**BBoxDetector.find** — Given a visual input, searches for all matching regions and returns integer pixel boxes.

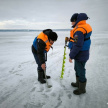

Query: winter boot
[71,77,79,87]
[73,81,86,95]
[43,71,51,79]
[38,70,46,84]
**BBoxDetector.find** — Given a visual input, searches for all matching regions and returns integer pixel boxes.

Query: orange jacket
[70,20,92,42]
[37,32,51,52]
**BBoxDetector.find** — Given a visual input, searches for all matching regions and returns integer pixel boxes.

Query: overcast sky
[0,0,108,31]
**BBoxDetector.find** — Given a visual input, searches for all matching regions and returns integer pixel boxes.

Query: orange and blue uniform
[69,19,92,61]
[69,13,92,82]
[32,29,52,71]
[31,29,58,83]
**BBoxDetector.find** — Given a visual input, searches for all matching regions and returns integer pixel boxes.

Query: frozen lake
[0,31,108,108]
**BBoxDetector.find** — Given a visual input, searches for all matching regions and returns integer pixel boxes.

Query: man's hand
[69,58,72,63]
[65,37,69,42]
[41,63,46,70]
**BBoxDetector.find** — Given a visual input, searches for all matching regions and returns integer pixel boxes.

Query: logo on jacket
[74,35,78,43]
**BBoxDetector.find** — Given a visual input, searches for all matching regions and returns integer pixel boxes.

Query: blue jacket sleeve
[69,31,84,59]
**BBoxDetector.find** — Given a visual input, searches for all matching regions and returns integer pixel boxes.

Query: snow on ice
[0,30,108,108]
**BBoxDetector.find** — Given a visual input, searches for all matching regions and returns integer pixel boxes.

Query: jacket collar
[72,20,86,28]
[75,20,86,26]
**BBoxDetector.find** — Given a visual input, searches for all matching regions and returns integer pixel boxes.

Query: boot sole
[73,91,86,95]
[38,79,46,84]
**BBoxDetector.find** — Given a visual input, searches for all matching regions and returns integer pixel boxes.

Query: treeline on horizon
[0,29,71,32]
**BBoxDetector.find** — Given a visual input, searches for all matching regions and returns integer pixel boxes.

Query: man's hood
[72,13,89,28]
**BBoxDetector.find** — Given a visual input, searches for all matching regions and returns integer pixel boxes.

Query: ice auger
[60,37,68,79]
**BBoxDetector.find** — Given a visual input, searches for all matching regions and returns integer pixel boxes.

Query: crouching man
[32,29,58,84]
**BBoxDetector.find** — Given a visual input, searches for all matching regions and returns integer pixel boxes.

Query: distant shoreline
[0,29,71,32]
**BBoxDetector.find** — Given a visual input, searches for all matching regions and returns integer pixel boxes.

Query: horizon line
[0,29,71,32]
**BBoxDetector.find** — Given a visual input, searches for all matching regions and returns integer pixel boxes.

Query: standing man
[66,13,92,95]
[32,29,58,84]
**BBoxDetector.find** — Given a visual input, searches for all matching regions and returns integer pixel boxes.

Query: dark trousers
[31,45,47,71]
[74,60,87,82]
[31,45,43,71]
[32,51,43,71]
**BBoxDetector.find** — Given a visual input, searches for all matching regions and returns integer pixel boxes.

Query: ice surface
[0,30,108,108]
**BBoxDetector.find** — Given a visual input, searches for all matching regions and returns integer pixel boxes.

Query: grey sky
[0,0,108,30]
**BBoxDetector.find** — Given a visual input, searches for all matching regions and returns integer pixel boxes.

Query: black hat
[43,29,58,41]
[49,32,58,41]
[70,13,78,22]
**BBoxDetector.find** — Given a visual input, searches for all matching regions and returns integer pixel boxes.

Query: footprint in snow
[67,93,72,99]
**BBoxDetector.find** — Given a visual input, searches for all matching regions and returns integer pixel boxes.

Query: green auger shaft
[60,46,67,78]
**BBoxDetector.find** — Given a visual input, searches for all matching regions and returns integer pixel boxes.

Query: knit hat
[70,13,78,22]
[49,32,58,41]
[43,29,58,41]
